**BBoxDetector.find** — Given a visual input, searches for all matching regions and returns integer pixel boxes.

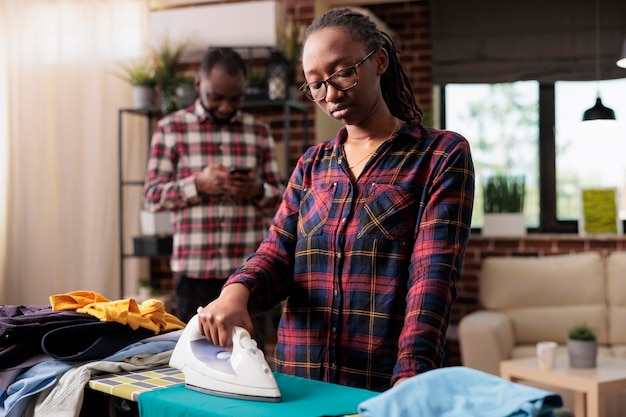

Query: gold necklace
[347,118,399,170]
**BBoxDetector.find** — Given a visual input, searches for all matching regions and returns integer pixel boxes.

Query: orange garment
[50,290,185,334]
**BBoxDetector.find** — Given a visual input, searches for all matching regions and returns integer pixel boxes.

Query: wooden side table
[500,356,626,417]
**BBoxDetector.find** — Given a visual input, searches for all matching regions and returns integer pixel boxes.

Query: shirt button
[333,290,338,297]
[331,327,337,333]
[336,253,342,259]
[341,218,346,223]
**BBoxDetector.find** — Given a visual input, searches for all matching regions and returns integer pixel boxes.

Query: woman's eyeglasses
[299,49,376,102]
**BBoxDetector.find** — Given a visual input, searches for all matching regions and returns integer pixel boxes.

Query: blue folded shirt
[358,366,563,417]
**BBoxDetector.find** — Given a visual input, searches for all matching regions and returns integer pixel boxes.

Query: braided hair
[302,7,422,125]
[200,47,247,78]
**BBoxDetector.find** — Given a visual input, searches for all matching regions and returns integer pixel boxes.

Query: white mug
[536,341,558,369]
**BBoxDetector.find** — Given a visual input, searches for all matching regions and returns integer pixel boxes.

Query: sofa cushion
[508,305,607,344]
[480,252,605,309]
[480,252,608,344]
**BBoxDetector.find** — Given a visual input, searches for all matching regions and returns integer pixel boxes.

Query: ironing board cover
[138,372,378,417]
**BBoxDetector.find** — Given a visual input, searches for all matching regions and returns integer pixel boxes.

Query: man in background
[144,47,284,349]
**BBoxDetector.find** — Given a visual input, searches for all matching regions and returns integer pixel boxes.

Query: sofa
[458,251,626,415]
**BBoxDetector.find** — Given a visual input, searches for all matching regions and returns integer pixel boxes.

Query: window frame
[440,83,581,234]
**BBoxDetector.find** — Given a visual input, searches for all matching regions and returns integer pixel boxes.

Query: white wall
[149,1,284,63]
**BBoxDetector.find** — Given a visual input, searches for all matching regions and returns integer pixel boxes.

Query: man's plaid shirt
[144,101,283,279]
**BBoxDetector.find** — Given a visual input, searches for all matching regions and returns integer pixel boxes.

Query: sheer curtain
[0,0,150,305]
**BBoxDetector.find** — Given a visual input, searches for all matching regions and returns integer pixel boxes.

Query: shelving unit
[117,100,309,299]
[117,107,162,298]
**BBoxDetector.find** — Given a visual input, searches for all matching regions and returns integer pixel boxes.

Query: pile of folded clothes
[0,290,186,417]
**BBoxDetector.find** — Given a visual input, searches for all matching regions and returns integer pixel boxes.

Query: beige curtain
[0,0,150,305]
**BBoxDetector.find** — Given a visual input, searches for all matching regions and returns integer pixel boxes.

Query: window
[444,82,539,229]
[444,78,626,233]
[555,80,626,221]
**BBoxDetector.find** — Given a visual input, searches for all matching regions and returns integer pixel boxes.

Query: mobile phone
[229,167,252,175]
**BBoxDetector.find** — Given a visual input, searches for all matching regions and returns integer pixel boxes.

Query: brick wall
[368,2,432,118]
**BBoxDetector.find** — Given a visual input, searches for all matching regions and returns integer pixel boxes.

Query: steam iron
[169,314,281,402]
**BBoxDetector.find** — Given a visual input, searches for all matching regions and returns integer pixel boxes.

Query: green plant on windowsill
[483,174,525,214]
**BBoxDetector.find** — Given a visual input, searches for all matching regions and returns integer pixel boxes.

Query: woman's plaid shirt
[228,123,475,392]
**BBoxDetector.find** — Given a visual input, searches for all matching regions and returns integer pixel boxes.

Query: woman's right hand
[196,283,253,347]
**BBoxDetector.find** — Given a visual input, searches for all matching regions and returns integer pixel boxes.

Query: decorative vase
[132,85,155,109]
[567,338,597,368]
[266,51,288,100]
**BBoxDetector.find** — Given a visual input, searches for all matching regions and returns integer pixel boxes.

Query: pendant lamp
[583,0,616,121]
[583,98,616,120]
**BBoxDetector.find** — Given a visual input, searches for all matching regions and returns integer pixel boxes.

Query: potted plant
[151,36,189,113]
[245,66,267,100]
[117,58,157,109]
[567,323,598,368]
[482,174,526,236]
[278,14,305,99]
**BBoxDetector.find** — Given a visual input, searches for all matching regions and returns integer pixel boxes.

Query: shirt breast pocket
[357,183,417,240]
[298,183,335,237]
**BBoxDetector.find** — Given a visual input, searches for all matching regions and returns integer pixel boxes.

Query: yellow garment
[50,290,185,334]
[49,290,110,311]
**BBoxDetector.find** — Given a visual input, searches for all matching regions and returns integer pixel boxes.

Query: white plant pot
[132,85,155,109]
[482,213,526,237]
[140,210,172,235]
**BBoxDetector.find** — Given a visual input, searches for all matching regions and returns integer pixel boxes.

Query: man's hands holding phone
[225,166,261,200]
[228,167,251,176]
[195,164,262,200]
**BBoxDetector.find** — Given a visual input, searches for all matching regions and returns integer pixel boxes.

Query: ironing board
[137,372,379,417]
[88,364,184,401]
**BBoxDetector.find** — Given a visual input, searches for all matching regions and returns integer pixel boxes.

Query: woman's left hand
[393,377,409,387]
